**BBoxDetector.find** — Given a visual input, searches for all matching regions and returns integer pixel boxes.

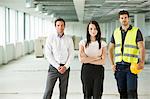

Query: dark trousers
[81,63,104,99]
[115,64,138,99]
[43,65,70,99]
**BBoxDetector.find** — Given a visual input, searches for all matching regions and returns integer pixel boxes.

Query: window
[38,18,42,37]
[42,19,53,36]
[5,8,9,43]
[18,12,24,42]
[25,14,30,40]
[0,6,5,45]
[34,17,39,38]
[9,9,17,43]
[30,16,35,39]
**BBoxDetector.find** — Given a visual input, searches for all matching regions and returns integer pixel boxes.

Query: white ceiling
[0,0,150,22]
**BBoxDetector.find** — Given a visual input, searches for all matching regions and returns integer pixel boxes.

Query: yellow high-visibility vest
[114,27,139,63]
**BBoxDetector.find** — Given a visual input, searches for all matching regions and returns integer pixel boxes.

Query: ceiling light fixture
[50,13,56,18]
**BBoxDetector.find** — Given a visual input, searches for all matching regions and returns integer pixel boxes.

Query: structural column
[134,14,145,37]
[115,20,120,28]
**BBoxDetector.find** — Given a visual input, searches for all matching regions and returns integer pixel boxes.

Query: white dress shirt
[45,33,74,69]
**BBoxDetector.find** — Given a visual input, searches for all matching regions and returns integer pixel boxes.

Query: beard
[122,21,128,26]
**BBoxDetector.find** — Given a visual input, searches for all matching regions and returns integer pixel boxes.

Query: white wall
[28,40,34,53]
[47,22,108,39]
[0,46,3,65]
[23,40,29,55]
[0,40,35,65]
[145,21,150,37]
[101,23,106,38]
[15,42,23,59]
[5,44,15,63]
[65,22,87,39]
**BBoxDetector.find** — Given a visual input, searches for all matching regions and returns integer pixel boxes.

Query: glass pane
[9,9,17,43]
[5,8,9,43]
[0,6,5,45]
[25,14,30,40]
[30,16,35,39]
[18,11,24,42]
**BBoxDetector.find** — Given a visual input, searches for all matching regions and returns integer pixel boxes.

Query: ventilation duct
[105,0,127,3]
[26,0,35,8]
[35,4,43,12]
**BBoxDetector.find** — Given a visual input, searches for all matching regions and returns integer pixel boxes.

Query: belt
[60,64,65,66]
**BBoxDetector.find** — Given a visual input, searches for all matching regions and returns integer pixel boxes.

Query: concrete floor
[0,54,150,99]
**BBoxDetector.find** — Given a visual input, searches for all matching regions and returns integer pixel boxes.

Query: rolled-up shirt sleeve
[110,33,115,44]
[44,36,60,69]
[136,29,143,43]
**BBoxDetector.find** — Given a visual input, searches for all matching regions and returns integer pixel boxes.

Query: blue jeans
[115,64,138,99]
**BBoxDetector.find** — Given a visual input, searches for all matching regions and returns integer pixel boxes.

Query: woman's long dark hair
[85,20,101,49]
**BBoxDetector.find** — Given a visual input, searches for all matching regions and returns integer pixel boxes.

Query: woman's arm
[89,47,107,65]
[108,42,116,72]
[79,44,99,63]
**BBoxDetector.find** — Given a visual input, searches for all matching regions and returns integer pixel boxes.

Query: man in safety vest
[108,10,145,99]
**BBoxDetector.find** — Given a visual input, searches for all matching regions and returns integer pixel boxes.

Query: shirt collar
[120,25,132,31]
[57,33,64,38]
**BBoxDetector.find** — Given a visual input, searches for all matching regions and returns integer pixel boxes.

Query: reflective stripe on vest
[114,27,139,63]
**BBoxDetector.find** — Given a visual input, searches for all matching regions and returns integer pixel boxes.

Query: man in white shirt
[43,18,74,99]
